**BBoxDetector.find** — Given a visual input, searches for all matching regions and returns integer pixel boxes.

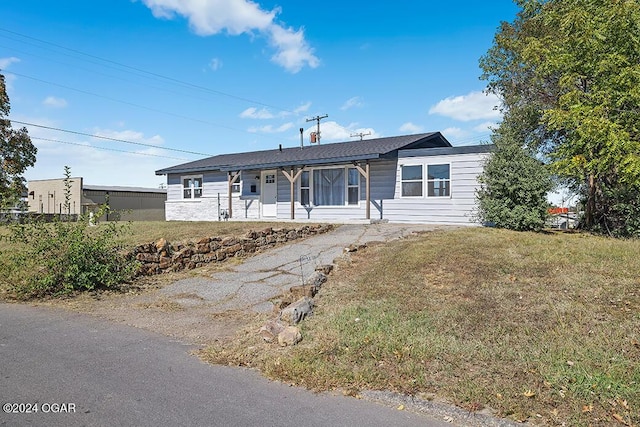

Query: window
[300,170,310,206]
[427,164,450,197]
[314,168,345,206]
[182,176,203,199]
[299,166,360,207]
[401,165,423,197]
[265,174,275,184]
[231,183,240,193]
[347,168,359,205]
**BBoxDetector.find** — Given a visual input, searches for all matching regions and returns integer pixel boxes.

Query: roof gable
[156,132,451,175]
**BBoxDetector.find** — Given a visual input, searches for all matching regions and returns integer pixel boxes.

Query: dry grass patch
[201,227,640,426]
[117,221,289,248]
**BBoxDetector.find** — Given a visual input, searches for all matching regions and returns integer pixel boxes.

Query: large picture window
[401,165,423,197]
[427,164,450,197]
[182,176,203,199]
[299,167,359,207]
[313,168,345,206]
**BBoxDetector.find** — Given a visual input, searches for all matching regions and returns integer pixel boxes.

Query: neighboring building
[155,132,493,225]
[27,177,166,221]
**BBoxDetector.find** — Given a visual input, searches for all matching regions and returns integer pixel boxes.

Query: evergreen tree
[476,122,553,231]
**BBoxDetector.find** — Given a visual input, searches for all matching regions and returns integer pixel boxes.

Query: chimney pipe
[279,144,282,152]
[300,128,304,149]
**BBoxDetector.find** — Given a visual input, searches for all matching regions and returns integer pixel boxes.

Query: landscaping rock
[303,271,327,291]
[315,264,334,275]
[280,297,314,325]
[259,320,286,343]
[131,224,333,277]
[277,326,302,346]
[289,284,316,299]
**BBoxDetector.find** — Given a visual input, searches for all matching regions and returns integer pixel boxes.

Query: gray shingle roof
[156,132,451,175]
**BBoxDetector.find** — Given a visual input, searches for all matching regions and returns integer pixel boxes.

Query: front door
[261,170,277,217]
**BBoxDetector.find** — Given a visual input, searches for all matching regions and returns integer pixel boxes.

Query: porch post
[227,171,240,218]
[281,166,305,220]
[353,161,371,220]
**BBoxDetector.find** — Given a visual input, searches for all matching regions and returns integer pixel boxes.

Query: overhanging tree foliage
[1,71,36,209]
[480,0,640,236]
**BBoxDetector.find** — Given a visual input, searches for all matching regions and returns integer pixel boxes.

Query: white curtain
[313,169,345,206]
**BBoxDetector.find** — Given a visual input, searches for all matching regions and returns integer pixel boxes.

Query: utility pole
[350,131,371,141]
[306,114,328,144]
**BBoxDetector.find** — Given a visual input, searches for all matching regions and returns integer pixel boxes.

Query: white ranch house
[155,132,492,225]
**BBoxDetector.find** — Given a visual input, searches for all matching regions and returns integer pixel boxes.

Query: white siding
[163,152,487,224]
[164,171,259,221]
[383,152,487,224]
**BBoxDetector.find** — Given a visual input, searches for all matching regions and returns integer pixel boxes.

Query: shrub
[2,204,138,299]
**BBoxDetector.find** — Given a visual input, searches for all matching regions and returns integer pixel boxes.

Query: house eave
[218,154,381,171]
[398,144,494,158]
[156,154,382,175]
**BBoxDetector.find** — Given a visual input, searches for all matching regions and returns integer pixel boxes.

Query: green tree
[475,121,553,231]
[480,0,640,234]
[0,72,37,209]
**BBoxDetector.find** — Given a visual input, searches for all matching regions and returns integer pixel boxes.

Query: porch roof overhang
[161,154,381,175]
[220,153,381,171]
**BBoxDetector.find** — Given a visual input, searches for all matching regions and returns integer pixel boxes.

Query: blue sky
[0,0,519,188]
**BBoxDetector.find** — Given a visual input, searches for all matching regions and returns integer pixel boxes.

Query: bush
[1,205,138,299]
[475,127,553,231]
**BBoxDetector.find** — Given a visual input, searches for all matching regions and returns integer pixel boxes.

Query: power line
[0,42,253,109]
[0,27,296,115]
[448,133,493,146]
[7,71,255,139]
[31,137,189,160]
[11,119,211,156]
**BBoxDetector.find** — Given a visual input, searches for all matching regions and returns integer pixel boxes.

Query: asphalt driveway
[160,223,447,313]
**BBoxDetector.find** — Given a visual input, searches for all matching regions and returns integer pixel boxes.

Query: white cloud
[267,24,318,73]
[209,57,222,71]
[248,122,293,133]
[24,123,175,188]
[241,102,311,119]
[42,96,68,108]
[293,101,311,114]
[429,91,502,122]
[92,128,165,146]
[141,0,319,73]
[399,122,423,133]
[340,96,363,111]
[0,56,20,69]
[441,127,470,140]
[240,107,275,119]
[473,121,498,133]
[441,126,493,146]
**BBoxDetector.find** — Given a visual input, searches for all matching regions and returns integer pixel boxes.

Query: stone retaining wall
[131,224,334,276]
